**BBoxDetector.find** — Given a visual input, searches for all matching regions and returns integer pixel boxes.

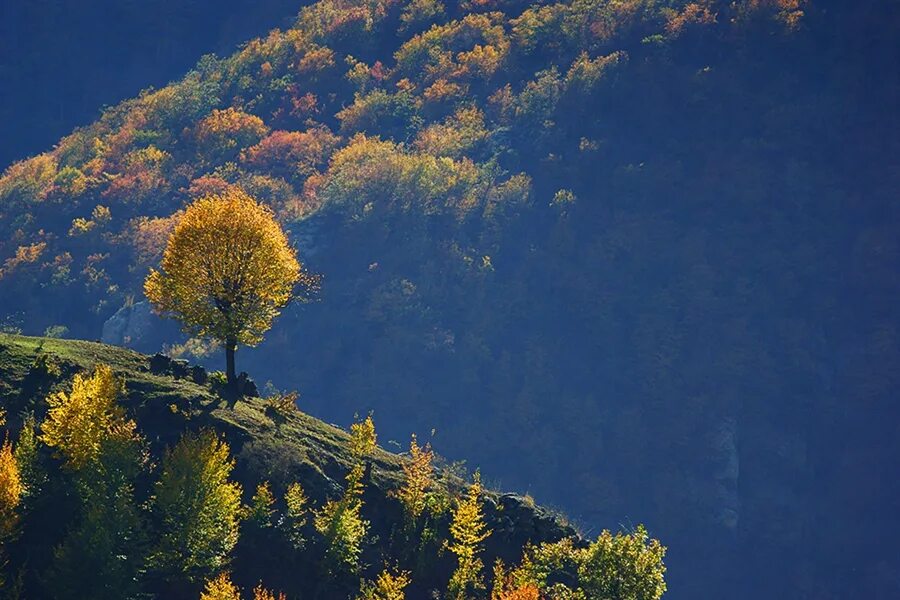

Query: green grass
[0,333,410,496]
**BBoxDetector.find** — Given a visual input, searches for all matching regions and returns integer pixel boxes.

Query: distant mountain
[0,1,898,597]
[0,0,305,168]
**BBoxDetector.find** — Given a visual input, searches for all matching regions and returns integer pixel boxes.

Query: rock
[101,301,155,347]
[171,358,190,379]
[149,353,174,375]
[237,372,259,398]
[191,365,208,385]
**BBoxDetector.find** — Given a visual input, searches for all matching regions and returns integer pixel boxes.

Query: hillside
[0,333,605,599]
[1,0,899,598]
[0,0,307,168]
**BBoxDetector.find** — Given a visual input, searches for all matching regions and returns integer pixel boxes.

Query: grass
[0,332,410,496]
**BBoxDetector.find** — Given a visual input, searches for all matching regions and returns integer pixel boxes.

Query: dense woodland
[1,0,899,598]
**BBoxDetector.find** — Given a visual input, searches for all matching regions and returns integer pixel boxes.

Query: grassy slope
[0,332,574,546]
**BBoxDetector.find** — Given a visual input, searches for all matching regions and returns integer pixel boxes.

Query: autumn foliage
[145,189,309,384]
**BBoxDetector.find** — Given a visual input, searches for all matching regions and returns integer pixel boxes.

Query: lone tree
[145,188,312,387]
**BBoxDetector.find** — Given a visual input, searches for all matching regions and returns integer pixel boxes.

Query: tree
[507,527,667,600]
[0,437,22,590]
[13,413,45,501]
[253,583,287,600]
[577,526,666,600]
[0,438,22,538]
[314,415,377,574]
[38,366,147,599]
[40,364,134,470]
[358,567,411,600]
[150,430,243,582]
[200,572,242,600]
[447,472,491,600]
[395,434,434,524]
[144,189,312,387]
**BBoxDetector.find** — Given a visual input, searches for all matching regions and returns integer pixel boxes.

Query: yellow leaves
[320,134,500,218]
[448,472,492,599]
[349,414,377,461]
[152,430,243,578]
[253,583,287,600]
[0,152,57,203]
[195,108,270,158]
[144,188,304,348]
[449,472,491,559]
[414,106,488,158]
[200,572,242,600]
[358,567,411,600]
[395,434,434,522]
[0,438,22,528]
[285,482,309,519]
[40,364,133,470]
[249,481,276,525]
[68,204,112,237]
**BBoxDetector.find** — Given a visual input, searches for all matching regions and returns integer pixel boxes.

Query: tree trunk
[225,337,237,388]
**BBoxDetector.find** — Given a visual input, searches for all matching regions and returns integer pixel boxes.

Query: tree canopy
[144,189,311,385]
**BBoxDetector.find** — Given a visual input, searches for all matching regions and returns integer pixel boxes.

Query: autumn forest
[1,0,899,598]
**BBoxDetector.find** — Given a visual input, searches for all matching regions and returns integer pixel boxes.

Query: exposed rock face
[101,301,155,346]
[101,301,185,354]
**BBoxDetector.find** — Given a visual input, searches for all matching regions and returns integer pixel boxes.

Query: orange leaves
[665,3,718,37]
[0,241,47,280]
[128,212,182,268]
[241,127,341,180]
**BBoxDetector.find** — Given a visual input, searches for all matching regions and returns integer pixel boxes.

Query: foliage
[144,188,308,383]
[358,567,411,600]
[577,526,667,600]
[249,481,276,527]
[314,414,377,574]
[264,391,300,419]
[40,364,134,470]
[200,572,242,600]
[150,430,243,581]
[281,481,309,549]
[395,434,434,523]
[241,127,341,181]
[447,472,491,599]
[509,527,667,600]
[0,437,22,590]
[195,108,270,163]
[0,438,22,538]
[50,422,148,600]
[349,414,377,461]
[13,413,44,500]
[253,583,287,600]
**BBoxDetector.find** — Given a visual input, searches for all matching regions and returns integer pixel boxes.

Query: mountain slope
[0,333,582,598]
[1,1,899,598]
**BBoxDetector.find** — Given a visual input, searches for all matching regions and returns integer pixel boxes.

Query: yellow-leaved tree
[0,438,22,538]
[151,430,243,582]
[314,415,377,574]
[40,364,134,470]
[0,437,22,589]
[447,472,491,600]
[144,188,314,387]
[199,572,241,600]
[395,434,434,524]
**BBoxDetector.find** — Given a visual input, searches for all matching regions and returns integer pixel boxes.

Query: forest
[1,0,899,598]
